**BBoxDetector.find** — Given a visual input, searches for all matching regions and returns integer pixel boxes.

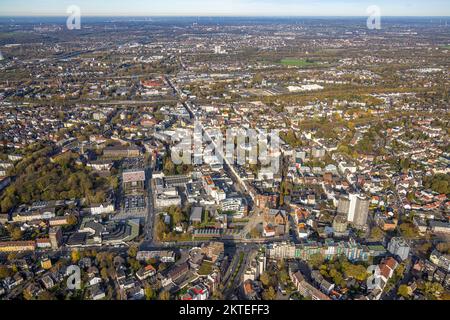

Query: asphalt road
[143,156,156,245]
[223,244,258,298]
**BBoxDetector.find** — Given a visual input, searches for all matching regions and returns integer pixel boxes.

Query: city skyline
[1,0,450,17]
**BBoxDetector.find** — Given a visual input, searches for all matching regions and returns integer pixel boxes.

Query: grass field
[280,58,316,67]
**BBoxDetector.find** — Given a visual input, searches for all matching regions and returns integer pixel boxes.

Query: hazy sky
[0,0,449,17]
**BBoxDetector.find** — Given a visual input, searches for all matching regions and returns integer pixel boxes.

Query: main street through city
[137,75,292,251]
[142,154,156,246]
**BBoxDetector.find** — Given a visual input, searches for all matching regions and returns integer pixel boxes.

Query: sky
[0,0,449,17]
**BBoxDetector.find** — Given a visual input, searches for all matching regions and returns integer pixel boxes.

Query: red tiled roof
[379,264,392,279]
[145,265,156,272]
[244,281,253,295]
[0,241,36,247]
[141,80,163,88]
[384,257,398,270]
[36,238,51,243]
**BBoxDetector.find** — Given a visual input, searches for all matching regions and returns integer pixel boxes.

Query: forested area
[0,145,112,213]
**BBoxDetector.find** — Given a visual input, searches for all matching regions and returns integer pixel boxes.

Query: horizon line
[1,14,450,18]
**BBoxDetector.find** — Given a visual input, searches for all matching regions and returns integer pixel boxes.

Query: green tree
[145,287,156,300]
[249,227,261,239]
[262,286,276,300]
[37,290,56,300]
[127,245,138,258]
[128,258,141,272]
[163,157,175,175]
[101,267,109,280]
[418,242,432,256]
[309,253,325,269]
[369,226,384,241]
[330,268,345,287]
[279,270,289,283]
[280,130,301,148]
[10,226,23,241]
[422,282,444,299]
[395,263,406,278]
[398,284,410,299]
[0,265,12,279]
[399,223,418,239]
[71,249,81,264]
[440,291,450,301]
[169,206,183,225]
[342,262,368,282]
[436,242,450,254]
[1,196,14,213]
[67,214,78,226]
[23,288,34,300]
[260,272,270,287]
[423,174,450,194]
[253,73,263,85]
[158,290,170,300]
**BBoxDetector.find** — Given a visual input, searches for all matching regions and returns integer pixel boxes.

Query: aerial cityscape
[0,1,449,304]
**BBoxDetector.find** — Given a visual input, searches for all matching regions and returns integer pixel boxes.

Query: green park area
[280,58,317,67]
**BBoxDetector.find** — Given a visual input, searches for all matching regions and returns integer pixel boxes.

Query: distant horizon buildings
[214,45,226,55]
[1,0,450,17]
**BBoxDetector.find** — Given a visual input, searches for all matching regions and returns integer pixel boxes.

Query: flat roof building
[190,207,203,224]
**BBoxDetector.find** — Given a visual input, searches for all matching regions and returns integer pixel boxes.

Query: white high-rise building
[348,193,358,222]
[257,255,266,278]
[338,193,369,229]
[388,237,410,261]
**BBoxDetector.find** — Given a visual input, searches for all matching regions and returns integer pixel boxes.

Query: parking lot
[124,195,146,213]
